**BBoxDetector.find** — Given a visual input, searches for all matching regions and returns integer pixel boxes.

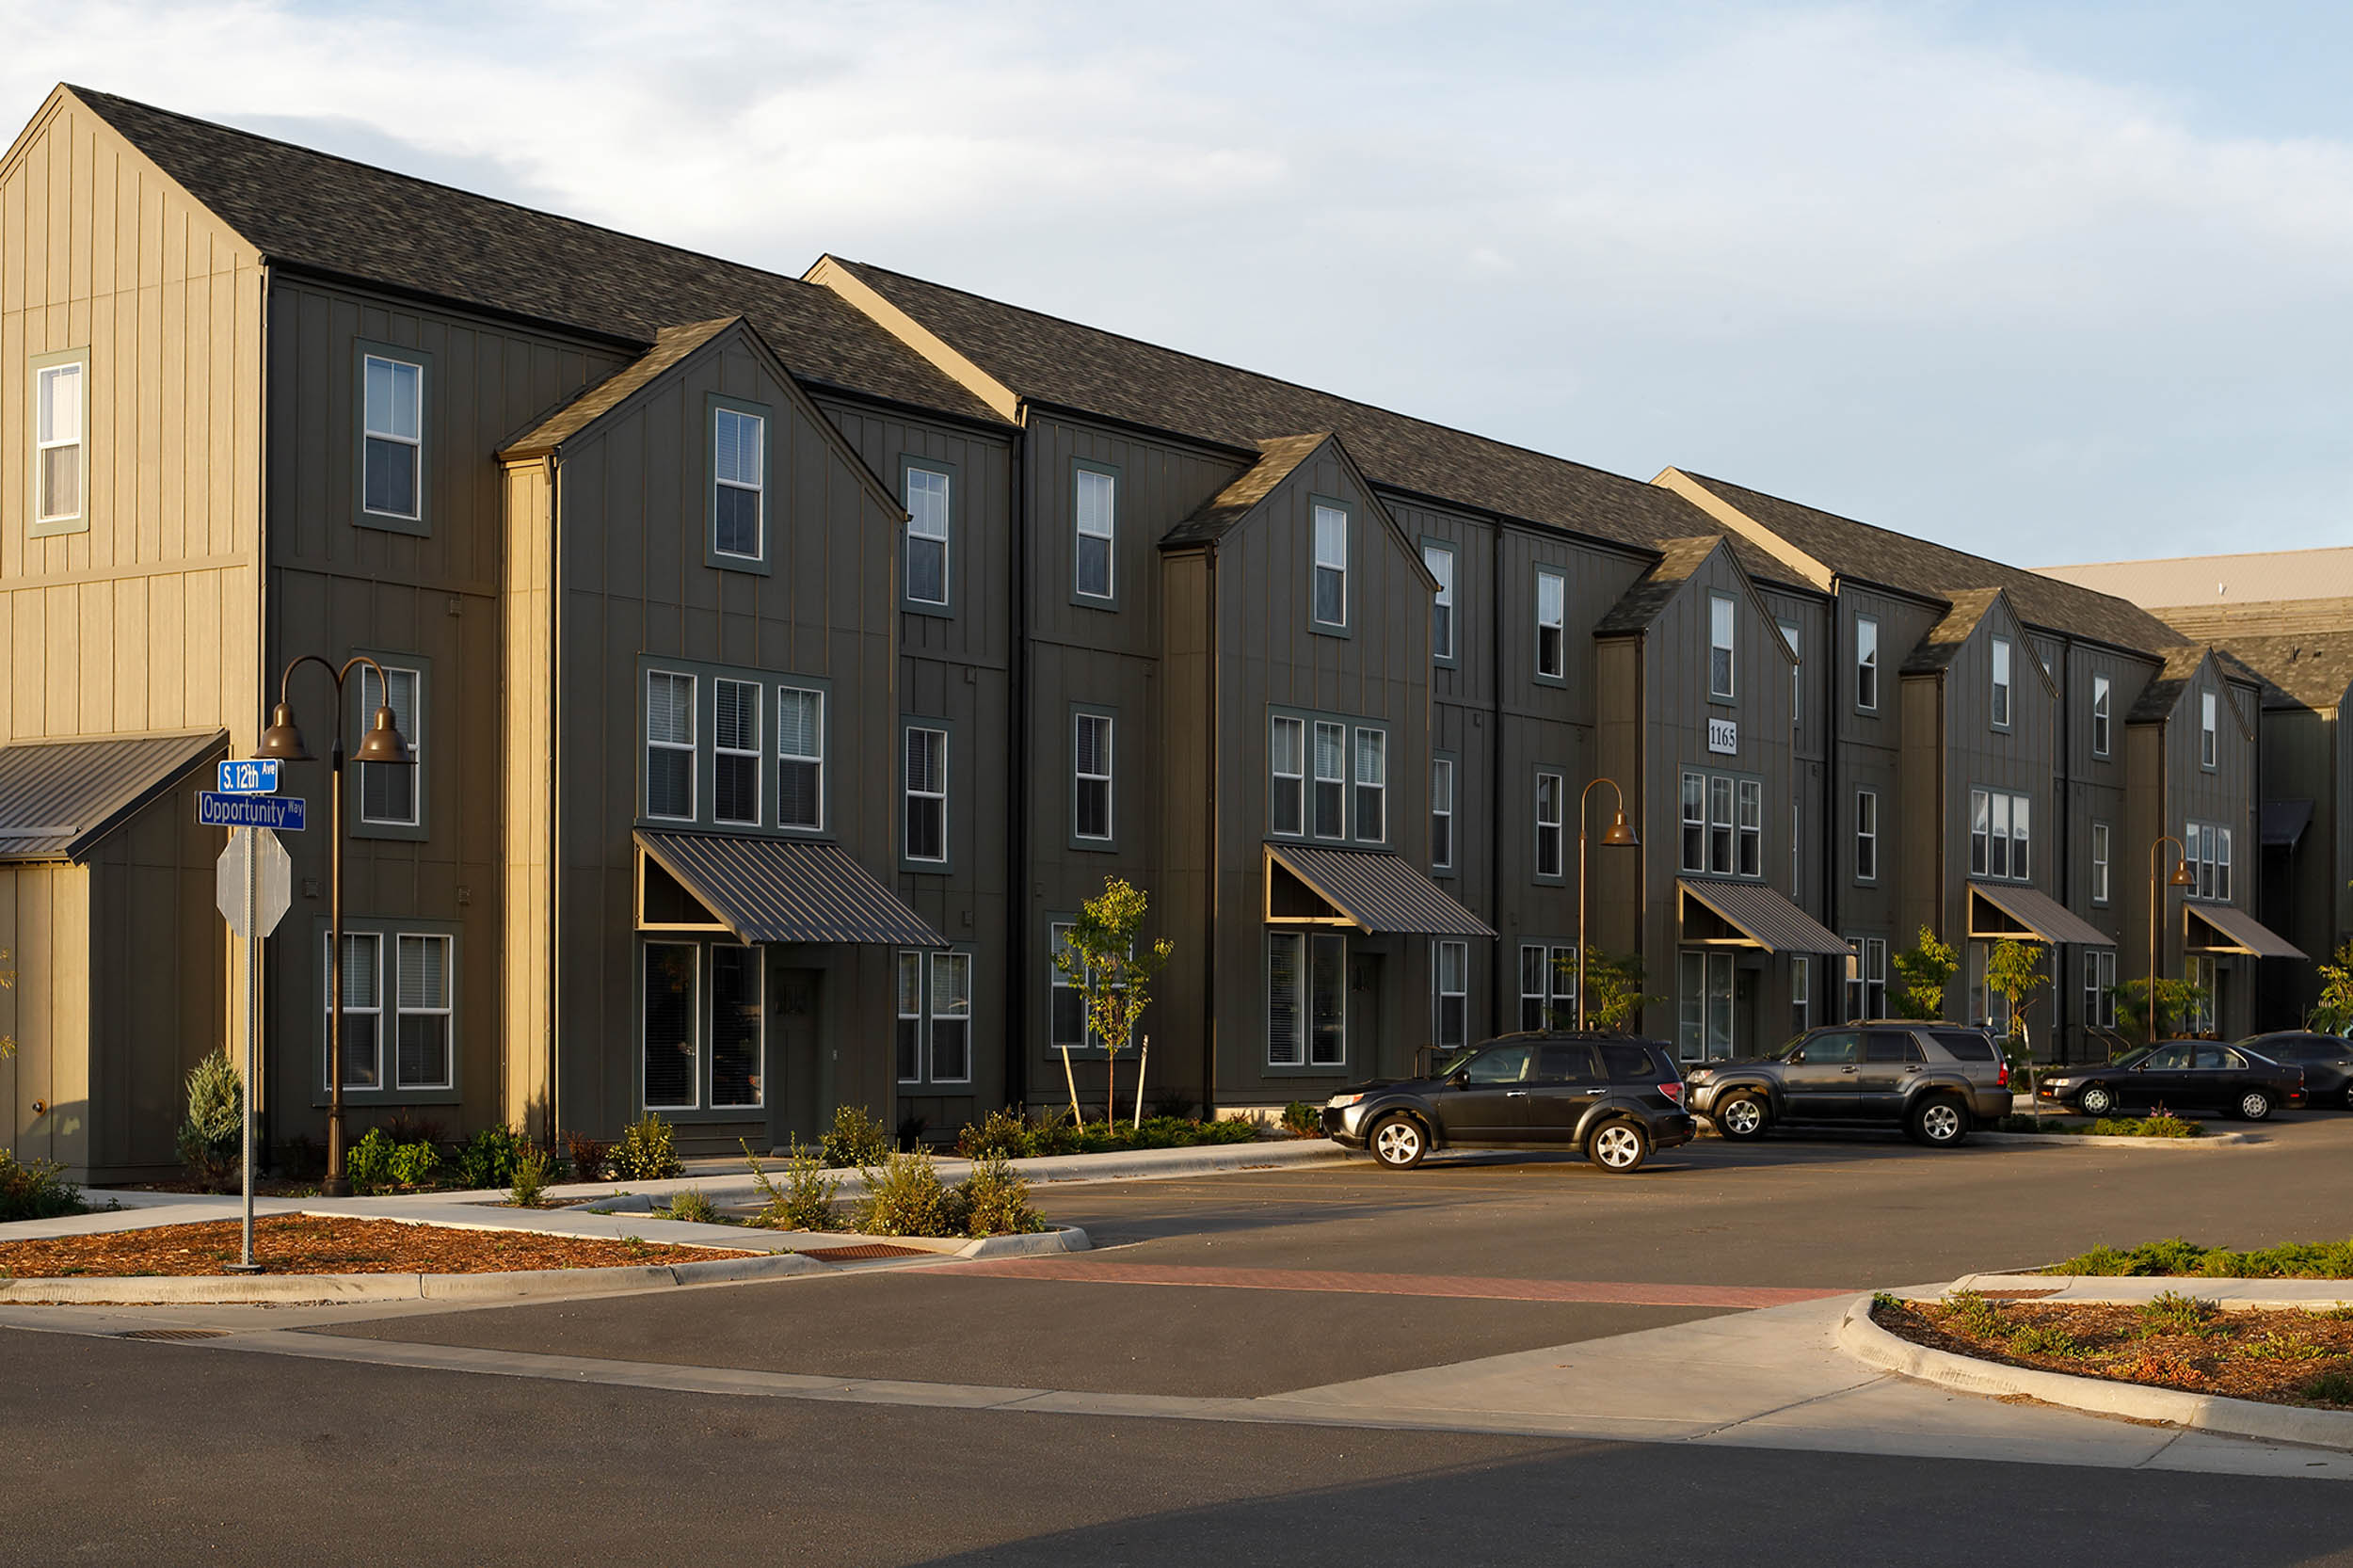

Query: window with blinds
[646,671,696,821]
[360,664,421,826]
[776,687,824,830]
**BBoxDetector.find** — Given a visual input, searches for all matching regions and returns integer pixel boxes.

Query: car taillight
[1996,1062,2009,1088]
[1657,1081,1684,1102]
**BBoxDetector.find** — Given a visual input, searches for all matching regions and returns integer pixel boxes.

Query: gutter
[1489,523,1506,1038]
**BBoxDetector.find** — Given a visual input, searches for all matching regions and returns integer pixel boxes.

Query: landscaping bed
[1993,1112,2204,1138]
[1874,1290,2353,1411]
[0,1215,752,1277]
[2042,1237,2353,1278]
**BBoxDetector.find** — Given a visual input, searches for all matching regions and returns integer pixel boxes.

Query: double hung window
[645,672,696,822]
[1855,616,1880,712]
[2090,675,2112,758]
[1075,469,1115,600]
[1267,931,1346,1067]
[1709,594,1736,699]
[34,356,86,528]
[362,353,423,521]
[1709,776,1735,875]
[328,929,463,1095]
[2185,821,2233,902]
[712,408,764,561]
[639,939,764,1111]
[712,679,762,826]
[1536,569,1566,680]
[1968,788,2030,881]
[1791,954,1812,1037]
[904,727,948,864]
[776,687,824,830]
[1519,943,1576,1031]
[1312,505,1349,627]
[1780,619,1801,725]
[1991,637,2012,728]
[2091,822,2111,904]
[2084,950,2117,1030]
[1353,728,1386,844]
[1271,716,1306,835]
[1425,544,1455,660]
[1682,769,1763,877]
[1534,771,1563,879]
[2201,692,2218,769]
[395,935,454,1091]
[1431,759,1455,871]
[1855,789,1880,882]
[896,950,973,1083]
[1433,941,1469,1051]
[904,467,951,607]
[1845,936,1888,1020]
[329,932,384,1090]
[360,664,422,827]
[1074,712,1113,841]
[1681,772,1705,873]
[1313,722,1346,839]
[1737,779,1763,877]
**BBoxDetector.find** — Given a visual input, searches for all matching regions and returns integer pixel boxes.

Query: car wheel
[1908,1096,1970,1148]
[2077,1084,2116,1117]
[1587,1120,1651,1174]
[2236,1090,2274,1123]
[1369,1115,1429,1170]
[1714,1093,1770,1141]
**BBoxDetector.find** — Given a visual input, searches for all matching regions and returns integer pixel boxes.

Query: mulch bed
[1877,1295,2353,1410]
[0,1215,754,1278]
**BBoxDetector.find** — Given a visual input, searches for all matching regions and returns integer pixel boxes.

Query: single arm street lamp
[257,654,413,1197]
[2145,834,2197,1046]
[1577,777,1640,1031]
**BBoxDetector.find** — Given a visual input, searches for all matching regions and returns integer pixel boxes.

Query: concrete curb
[1835,1293,2353,1450]
[0,1249,825,1306]
[1970,1128,2262,1148]
[1942,1273,2353,1307]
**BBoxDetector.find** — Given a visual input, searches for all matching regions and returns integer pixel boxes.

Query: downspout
[253,261,273,1170]
[545,452,562,1149]
[1488,523,1506,1039]
[1203,540,1219,1114]
[1824,585,1843,979]
[1006,416,1030,1112]
[2056,640,2074,1061]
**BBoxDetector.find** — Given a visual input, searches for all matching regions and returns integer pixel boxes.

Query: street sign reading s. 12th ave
[216,759,280,794]
[197,792,306,831]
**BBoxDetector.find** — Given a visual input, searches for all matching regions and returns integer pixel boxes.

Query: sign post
[215,802,295,1273]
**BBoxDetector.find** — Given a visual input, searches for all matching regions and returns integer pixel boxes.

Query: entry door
[775,967,824,1144]
[1350,952,1385,1078]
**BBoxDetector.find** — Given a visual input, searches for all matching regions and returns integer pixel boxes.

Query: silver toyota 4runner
[1683,1022,2012,1148]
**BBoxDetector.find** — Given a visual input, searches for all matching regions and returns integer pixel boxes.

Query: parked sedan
[2038,1041,2305,1121]
[1322,1032,1696,1173]
[2236,1032,2353,1109]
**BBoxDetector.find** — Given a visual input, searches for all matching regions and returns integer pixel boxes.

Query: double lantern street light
[2147,834,2199,1045]
[256,655,413,1197]
[1576,778,1640,1031]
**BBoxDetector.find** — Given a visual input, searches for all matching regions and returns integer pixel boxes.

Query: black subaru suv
[1321,1032,1695,1173]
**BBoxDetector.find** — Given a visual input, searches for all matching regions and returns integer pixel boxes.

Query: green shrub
[821,1105,891,1169]
[1280,1100,1320,1138]
[175,1049,243,1190]
[2044,1238,2353,1280]
[855,1148,968,1238]
[2091,1113,2201,1138]
[0,1148,85,1222]
[345,1128,397,1193]
[564,1130,610,1182]
[2302,1366,2353,1405]
[2009,1323,2083,1358]
[663,1188,719,1224]
[388,1140,440,1189]
[1029,1110,1086,1156]
[509,1145,552,1208]
[962,1152,1045,1238]
[609,1113,683,1180]
[1870,1290,1907,1313]
[745,1139,841,1232]
[1940,1289,2005,1338]
[956,1108,1033,1160]
[2054,1244,2133,1276]
[2139,1289,2223,1336]
[458,1126,526,1190]
[2239,1329,2327,1363]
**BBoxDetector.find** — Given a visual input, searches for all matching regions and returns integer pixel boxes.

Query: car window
[2145,1045,2193,1070]
[1465,1044,1536,1085]
[2209,1048,2247,1070]
[1596,1042,1657,1080]
[1929,1031,1998,1063]
[1795,1032,1860,1065]
[1534,1044,1600,1083]
[1864,1033,1924,1064]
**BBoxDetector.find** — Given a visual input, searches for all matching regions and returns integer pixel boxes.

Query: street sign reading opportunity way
[197,792,306,831]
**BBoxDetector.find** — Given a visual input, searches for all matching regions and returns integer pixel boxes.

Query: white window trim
[905,725,950,865]
[905,467,952,608]
[712,408,765,562]
[1737,778,1763,878]
[1991,636,2012,728]
[1268,930,1348,1069]
[1791,953,1811,1037]
[1855,789,1879,883]
[2091,674,2112,759]
[2201,691,2218,770]
[1312,505,1350,628]
[1353,727,1386,846]
[1312,720,1347,840]
[393,932,455,1092]
[645,671,697,824]
[1075,712,1113,842]
[897,951,925,1083]
[1855,616,1880,712]
[2090,822,2111,905]
[1433,939,1469,1051]
[928,950,974,1084]
[1968,787,2032,882]
[1680,770,1705,874]
[1272,715,1306,837]
[1535,770,1564,880]
[360,664,423,828]
[1709,592,1737,700]
[326,931,385,1092]
[1780,618,1801,728]
[361,352,424,522]
[1519,941,1577,1032]
[1075,469,1116,601]
[712,677,763,828]
[1431,757,1454,871]
[776,685,824,831]
[32,353,88,532]
[642,941,701,1112]
[1535,568,1567,680]
[1425,544,1456,661]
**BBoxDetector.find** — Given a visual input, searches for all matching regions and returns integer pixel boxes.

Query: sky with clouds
[6,1,2348,567]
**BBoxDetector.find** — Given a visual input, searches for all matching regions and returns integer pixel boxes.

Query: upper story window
[1312,504,1349,628]
[1855,615,1880,712]
[1075,468,1115,601]
[712,678,762,826]
[1536,569,1566,680]
[1969,787,2031,881]
[904,466,951,608]
[362,353,423,522]
[1681,771,1705,872]
[904,726,949,865]
[1313,721,1346,839]
[1709,593,1736,699]
[1431,758,1455,872]
[711,407,765,562]
[1424,543,1456,661]
[1271,715,1305,836]
[1074,712,1113,842]
[1534,771,1563,879]
[1354,728,1386,844]
[776,687,824,831]
[2091,674,2112,758]
[2185,820,2233,902]
[360,664,423,828]
[1854,789,1880,883]
[1737,778,1762,877]
[1779,619,1801,726]
[32,352,87,533]
[646,671,696,822]
[2201,691,2218,769]
[2090,821,2111,904]
[1991,636,2012,728]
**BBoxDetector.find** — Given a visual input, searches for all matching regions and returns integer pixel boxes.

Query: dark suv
[1322,1032,1695,1173]
[1684,1023,2011,1148]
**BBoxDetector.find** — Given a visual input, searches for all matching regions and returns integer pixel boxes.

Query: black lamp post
[2145,834,2198,1045]
[1577,778,1640,1030]
[257,654,412,1197]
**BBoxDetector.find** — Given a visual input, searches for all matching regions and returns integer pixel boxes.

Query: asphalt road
[11,1113,2353,1564]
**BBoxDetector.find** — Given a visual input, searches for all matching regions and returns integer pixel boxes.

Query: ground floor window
[2083,949,2117,1031]
[1433,940,1468,1050]
[641,940,764,1111]
[326,928,457,1093]
[1268,930,1346,1068]
[1844,936,1887,1020]
[1677,949,1734,1062]
[1518,942,1576,1031]
[899,948,974,1084]
[2185,954,2218,1035]
[1790,954,1811,1039]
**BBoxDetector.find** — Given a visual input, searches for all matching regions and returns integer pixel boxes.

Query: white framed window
[1075,712,1113,841]
[2185,954,2217,1034]
[2091,674,2112,758]
[1313,504,1349,627]
[394,934,453,1091]
[1681,771,1705,873]
[1536,568,1566,680]
[1991,636,2012,728]
[1678,949,1735,1061]
[642,941,699,1111]
[2084,949,2117,1031]
[33,355,87,528]
[645,671,696,822]
[1780,618,1801,727]
[1535,771,1564,879]
[360,664,422,827]
[1272,715,1306,836]
[1425,543,1455,660]
[1855,616,1880,712]
[1737,778,1763,877]
[1520,942,1576,1031]
[1268,931,1347,1068]
[2201,691,2218,769]
[1854,789,1879,883]
[930,951,973,1082]
[2185,821,2233,902]
[905,467,951,607]
[1791,953,1811,1037]
[2091,822,2111,904]
[1709,593,1736,699]
[1048,922,1094,1052]
[712,407,764,560]
[1969,788,2031,881]
[777,686,824,830]
[328,932,384,1091]
[904,726,948,864]
[1433,940,1468,1051]
[1076,468,1115,600]
[1431,758,1454,871]
[362,353,423,520]
[1709,776,1735,875]
[1313,721,1347,839]
[1353,728,1386,844]
[896,952,924,1082]
[713,678,762,827]
[709,944,763,1108]
[1845,936,1887,1020]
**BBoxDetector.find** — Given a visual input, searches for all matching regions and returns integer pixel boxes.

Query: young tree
[1890,927,1959,1022]
[1985,938,2051,1122]
[1582,948,1664,1033]
[2308,939,2353,1036]
[1049,876,1174,1127]
[2110,977,2210,1047]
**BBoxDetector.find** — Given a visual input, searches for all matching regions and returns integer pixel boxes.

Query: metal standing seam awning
[1966,883,2116,948]
[1264,843,1497,937]
[2184,903,2307,961]
[0,728,228,862]
[2262,799,2314,852]
[634,829,948,947]
[1675,878,1853,956]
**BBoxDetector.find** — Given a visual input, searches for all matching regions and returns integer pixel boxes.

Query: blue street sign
[216,759,280,794]
[198,792,307,831]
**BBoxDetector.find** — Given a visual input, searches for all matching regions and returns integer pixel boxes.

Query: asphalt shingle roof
[1595,537,1726,636]
[2202,632,2353,712]
[1164,435,1331,547]
[71,89,1005,427]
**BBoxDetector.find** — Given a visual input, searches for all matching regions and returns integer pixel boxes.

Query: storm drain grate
[796,1243,936,1263]
[116,1328,227,1341]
